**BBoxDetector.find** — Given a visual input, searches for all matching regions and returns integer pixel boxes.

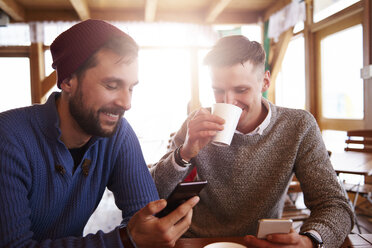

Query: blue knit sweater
[0,92,159,247]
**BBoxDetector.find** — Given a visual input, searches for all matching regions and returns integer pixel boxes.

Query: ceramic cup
[203,242,246,248]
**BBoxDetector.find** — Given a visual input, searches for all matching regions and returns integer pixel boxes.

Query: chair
[345,130,372,153]
[343,130,372,202]
[342,130,372,233]
[282,175,310,222]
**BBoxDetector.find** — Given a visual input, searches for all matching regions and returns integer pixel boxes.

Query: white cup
[204,242,246,248]
[211,103,242,146]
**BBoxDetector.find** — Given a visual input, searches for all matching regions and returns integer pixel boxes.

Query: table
[174,234,372,248]
[330,151,372,204]
[342,234,372,247]
[330,151,372,177]
[175,237,245,248]
[330,152,372,233]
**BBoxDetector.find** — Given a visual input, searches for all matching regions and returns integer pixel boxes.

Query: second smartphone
[156,180,207,218]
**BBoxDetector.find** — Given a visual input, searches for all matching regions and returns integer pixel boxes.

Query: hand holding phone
[256,219,293,239]
[155,180,207,218]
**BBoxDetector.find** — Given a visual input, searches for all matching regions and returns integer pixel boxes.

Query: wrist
[119,225,137,248]
[174,145,192,167]
[301,235,316,248]
[179,146,192,162]
[299,232,324,248]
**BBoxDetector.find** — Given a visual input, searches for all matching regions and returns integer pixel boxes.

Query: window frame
[314,11,364,131]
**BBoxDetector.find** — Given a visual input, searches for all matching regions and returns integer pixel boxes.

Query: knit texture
[151,102,354,248]
[0,92,159,247]
[50,19,134,88]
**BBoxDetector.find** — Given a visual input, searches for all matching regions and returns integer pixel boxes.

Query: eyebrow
[212,84,249,89]
[101,77,139,87]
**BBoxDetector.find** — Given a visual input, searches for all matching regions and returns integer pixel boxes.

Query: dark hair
[74,35,139,81]
[204,35,266,71]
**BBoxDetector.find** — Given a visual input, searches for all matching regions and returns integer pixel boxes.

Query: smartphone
[256,219,293,239]
[155,180,207,218]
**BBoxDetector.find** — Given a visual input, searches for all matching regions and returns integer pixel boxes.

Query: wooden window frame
[314,11,364,131]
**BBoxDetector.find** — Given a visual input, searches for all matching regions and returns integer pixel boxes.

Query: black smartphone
[156,180,207,218]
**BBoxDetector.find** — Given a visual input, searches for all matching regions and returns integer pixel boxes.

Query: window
[198,49,214,108]
[125,49,191,164]
[315,11,364,131]
[0,23,30,45]
[320,24,363,120]
[322,129,347,152]
[0,57,31,112]
[276,35,306,109]
[313,0,360,23]
[43,22,76,46]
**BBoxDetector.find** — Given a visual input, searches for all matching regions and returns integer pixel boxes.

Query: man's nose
[223,92,235,105]
[115,89,132,110]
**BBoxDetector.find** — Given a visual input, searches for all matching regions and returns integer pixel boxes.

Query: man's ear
[261,70,271,93]
[60,76,76,93]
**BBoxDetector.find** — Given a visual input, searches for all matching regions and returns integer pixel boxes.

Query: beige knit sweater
[151,102,354,248]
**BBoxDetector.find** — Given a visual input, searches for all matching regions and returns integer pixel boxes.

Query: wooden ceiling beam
[69,0,90,20]
[21,9,259,24]
[205,0,232,23]
[25,9,78,22]
[0,0,25,21]
[92,9,144,22]
[145,0,158,22]
[213,10,260,24]
[94,9,205,23]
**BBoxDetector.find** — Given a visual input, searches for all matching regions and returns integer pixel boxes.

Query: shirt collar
[235,98,271,136]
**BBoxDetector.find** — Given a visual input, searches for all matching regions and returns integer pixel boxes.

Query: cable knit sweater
[151,102,354,248]
[0,92,159,248]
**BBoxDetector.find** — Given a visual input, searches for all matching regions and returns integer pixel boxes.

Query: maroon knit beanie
[51,19,131,88]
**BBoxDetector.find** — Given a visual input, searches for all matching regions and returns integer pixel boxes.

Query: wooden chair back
[345,130,372,153]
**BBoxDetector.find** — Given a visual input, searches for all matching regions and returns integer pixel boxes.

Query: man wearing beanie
[0,19,199,248]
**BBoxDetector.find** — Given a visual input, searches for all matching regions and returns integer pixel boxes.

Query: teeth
[105,112,118,118]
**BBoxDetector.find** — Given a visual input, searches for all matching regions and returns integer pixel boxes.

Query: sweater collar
[36,92,102,145]
[35,92,62,141]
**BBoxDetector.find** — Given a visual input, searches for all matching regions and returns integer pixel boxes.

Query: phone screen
[156,180,207,218]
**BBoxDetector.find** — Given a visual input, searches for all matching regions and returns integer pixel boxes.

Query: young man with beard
[0,19,198,248]
[150,35,354,248]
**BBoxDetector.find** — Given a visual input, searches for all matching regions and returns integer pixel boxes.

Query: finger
[198,130,220,138]
[170,207,193,240]
[266,228,298,244]
[191,109,225,125]
[139,199,167,219]
[198,107,212,114]
[188,119,224,134]
[245,235,287,248]
[244,235,264,247]
[193,114,225,125]
[161,196,199,225]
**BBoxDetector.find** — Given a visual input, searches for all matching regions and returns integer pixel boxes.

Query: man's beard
[68,85,124,137]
